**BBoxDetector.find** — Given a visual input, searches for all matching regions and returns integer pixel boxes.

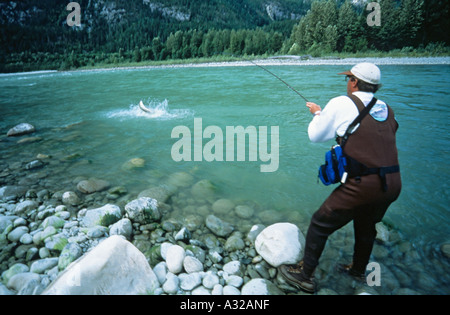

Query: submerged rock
[212,199,235,215]
[121,158,145,171]
[7,123,35,137]
[77,178,110,194]
[191,179,216,200]
[0,186,28,201]
[62,191,81,206]
[205,215,234,238]
[138,186,172,204]
[166,172,194,188]
[441,243,450,259]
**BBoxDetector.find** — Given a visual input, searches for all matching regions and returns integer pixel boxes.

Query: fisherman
[279,63,402,294]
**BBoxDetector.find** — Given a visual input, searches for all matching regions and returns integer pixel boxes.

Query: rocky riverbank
[1,123,450,295]
[0,171,308,295]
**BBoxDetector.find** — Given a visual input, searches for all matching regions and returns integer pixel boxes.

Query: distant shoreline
[2,56,449,76]
[75,56,450,73]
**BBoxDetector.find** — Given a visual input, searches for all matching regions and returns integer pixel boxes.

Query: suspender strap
[340,97,378,148]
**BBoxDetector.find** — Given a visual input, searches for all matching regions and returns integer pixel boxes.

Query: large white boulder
[255,223,305,268]
[42,236,160,295]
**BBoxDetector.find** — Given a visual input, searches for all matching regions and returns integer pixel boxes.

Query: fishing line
[249,60,310,102]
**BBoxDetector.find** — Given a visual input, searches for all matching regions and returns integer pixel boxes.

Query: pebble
[183,256,203,274]
[166,245,185,274]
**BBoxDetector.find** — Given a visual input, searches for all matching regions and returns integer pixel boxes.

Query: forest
[0,0,449,73]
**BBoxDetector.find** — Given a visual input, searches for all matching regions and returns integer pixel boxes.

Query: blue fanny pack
[318,145,348,186]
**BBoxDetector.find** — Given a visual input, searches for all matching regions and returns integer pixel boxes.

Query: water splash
[108,99,193,120]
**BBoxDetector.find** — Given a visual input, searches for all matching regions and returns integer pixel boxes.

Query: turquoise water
[1,64,449,294]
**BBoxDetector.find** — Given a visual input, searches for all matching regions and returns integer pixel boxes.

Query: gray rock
[0,186,28,201]
[41,215,66,229]
[183,256,204,274]
[7,123,35,137]
[81,204,122,228]
[166,172,194,188]
[62,191,81,206]
[13,200,39,215]
[192,286,211,295]
[441,243,450,259]
[125,197,160,224]
[138,186,172,204]
[1,263,29,284]
[0,283,15,295]
[202,271,220,289]
[246,224,265,243]
[77,178,110,194]
[25,160,45,170]
[44,233,68,251]
[8,226,29,242]
[30,258,59,274]
[376,222,390,243]
[153,262,168,285]
[7,272,41,292]
[226,275,244,288]
[109,218,133,239]
[0,216,15,232]
[212,199,235,215]
[223,285,241,295]
[58,243,83,270]
[225,235,245,252]
[211,284,223,295]
[205,215,234,237]
[241,278,285,295]
[175,227,191,242]
[13,217,27,227]
[19,233,33,245]
[235,205,255,219]
[191,179,216,200]
[163,273,180,294]
[179,272,202,291]
[223,261,243,276]
[87,226,108,238]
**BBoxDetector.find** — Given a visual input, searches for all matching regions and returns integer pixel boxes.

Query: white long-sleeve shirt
[308,91,389,143]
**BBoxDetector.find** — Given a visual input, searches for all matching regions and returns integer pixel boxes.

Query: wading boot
[278,261,315,294]
[337,263,366,282]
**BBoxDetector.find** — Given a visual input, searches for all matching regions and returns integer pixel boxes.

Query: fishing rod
[249,59,310,103]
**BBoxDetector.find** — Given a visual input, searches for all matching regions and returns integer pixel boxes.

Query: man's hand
[307,102,322,116]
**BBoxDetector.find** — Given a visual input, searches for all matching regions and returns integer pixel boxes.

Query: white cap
[339,62,381,85]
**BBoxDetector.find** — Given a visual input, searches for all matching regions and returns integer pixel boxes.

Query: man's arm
[306,96,358,143]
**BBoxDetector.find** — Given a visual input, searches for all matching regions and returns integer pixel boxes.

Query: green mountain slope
[0,0,310,54]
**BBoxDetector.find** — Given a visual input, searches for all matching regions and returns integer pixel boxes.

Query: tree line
[288,0,448,55]
[1,0,448,73]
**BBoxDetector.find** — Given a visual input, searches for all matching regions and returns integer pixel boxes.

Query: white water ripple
[107,99,193,120]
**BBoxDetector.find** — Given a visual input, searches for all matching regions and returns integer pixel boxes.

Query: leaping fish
[139,101,152,113]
